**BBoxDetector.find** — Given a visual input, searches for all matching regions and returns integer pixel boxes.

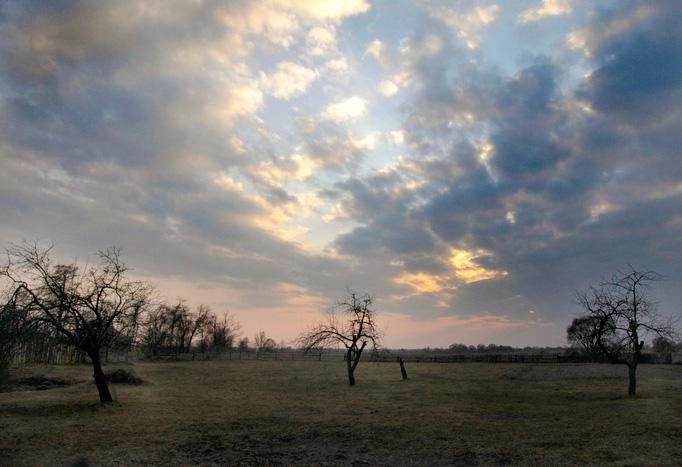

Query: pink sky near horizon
[145,273,564,349]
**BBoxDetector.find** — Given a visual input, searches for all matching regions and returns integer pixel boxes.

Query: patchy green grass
[1,361,680,466]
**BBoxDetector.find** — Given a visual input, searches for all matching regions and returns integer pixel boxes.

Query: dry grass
[1,360,681,466]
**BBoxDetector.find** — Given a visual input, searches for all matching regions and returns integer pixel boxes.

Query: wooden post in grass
[398,357,408,380]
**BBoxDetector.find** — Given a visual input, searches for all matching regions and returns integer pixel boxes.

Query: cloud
[281,0,371,21]
[364,39,385,63]
[324,57,349,72]
[519,0,572,24]
[323,96,367,121]
[377,79,399,96]
[424,2,500,49]
[576,1,682,126]
[1,0,681,347]
[306,25,337,57]
[322,0,682,331]
[261,61,318,100]
[0,0,374,300]
[252,153,319,183]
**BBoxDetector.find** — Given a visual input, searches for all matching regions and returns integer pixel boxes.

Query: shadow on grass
[0,376,79,393]
[0,399,109,417]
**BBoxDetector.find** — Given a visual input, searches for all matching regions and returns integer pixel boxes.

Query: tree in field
[142,303,238,355]
[0,301,28,372]
[141,305,170,358]
[254,330,277,352]
[237,336,249,351]
[0,243,152,402]
[201,311,241,352]
[651,336,676,357]
[159,301,207,354]
[566,315,609,358]
[576,267,674,396]
[297,291,381,386]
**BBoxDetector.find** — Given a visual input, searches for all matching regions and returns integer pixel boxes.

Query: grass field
[1,360,681,466]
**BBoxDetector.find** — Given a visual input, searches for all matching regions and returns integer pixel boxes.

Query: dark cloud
[578,1,682,125]
[328,0,682,326]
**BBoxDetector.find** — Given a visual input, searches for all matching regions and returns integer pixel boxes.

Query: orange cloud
[449,248,508,283]
[393,247,508,295]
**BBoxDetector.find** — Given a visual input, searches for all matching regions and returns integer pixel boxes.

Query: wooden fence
[8,344,677,366]
[366,352,674,364]
[9,339,130,366]
[144,349,335,362]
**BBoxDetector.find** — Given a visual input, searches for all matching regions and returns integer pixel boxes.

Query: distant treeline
[447,343,563,353]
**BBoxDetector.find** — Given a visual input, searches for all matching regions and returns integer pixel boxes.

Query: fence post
[398,357,408,380]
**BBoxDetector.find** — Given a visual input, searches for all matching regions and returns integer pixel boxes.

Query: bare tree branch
[574,266,674,396]
[297,290,382,386]
[0,242,152,402]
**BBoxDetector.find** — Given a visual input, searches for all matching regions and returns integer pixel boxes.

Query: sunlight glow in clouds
[378,80,399,97]
[519,0,572,24]
[323,96,367,121]
[261,61,318,100]
[393,248,507,294]
[426,3,500,49]
[449,249,508,284]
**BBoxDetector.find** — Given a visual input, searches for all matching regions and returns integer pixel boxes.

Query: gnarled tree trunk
[88,348,113,403]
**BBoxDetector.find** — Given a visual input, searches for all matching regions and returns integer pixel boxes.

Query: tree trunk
[346,348,355,386]
[89,349,113,403]
[628,364,637,397]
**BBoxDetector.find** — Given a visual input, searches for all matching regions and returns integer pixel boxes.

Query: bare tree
[297,291,381,386]
[237,336,249,351]
[187,305,212,352]
[0,300,28,372]
[202,311,241,352]
[576,267,674,396]
[0,243,152,402]
[143,303,237,356]
[254,330,276,352]
[651,336,675,359]
[141,305,171,358]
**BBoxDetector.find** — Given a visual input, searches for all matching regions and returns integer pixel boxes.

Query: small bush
[104,368,142,385]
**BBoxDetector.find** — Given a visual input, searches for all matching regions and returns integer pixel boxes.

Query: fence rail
[8,344,677,366]
[144,350,335,362]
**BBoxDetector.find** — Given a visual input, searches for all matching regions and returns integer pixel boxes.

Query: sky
[1,0,681,348]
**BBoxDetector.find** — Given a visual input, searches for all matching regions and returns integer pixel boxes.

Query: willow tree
[1,243,152,402]
[298,291,381,386]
